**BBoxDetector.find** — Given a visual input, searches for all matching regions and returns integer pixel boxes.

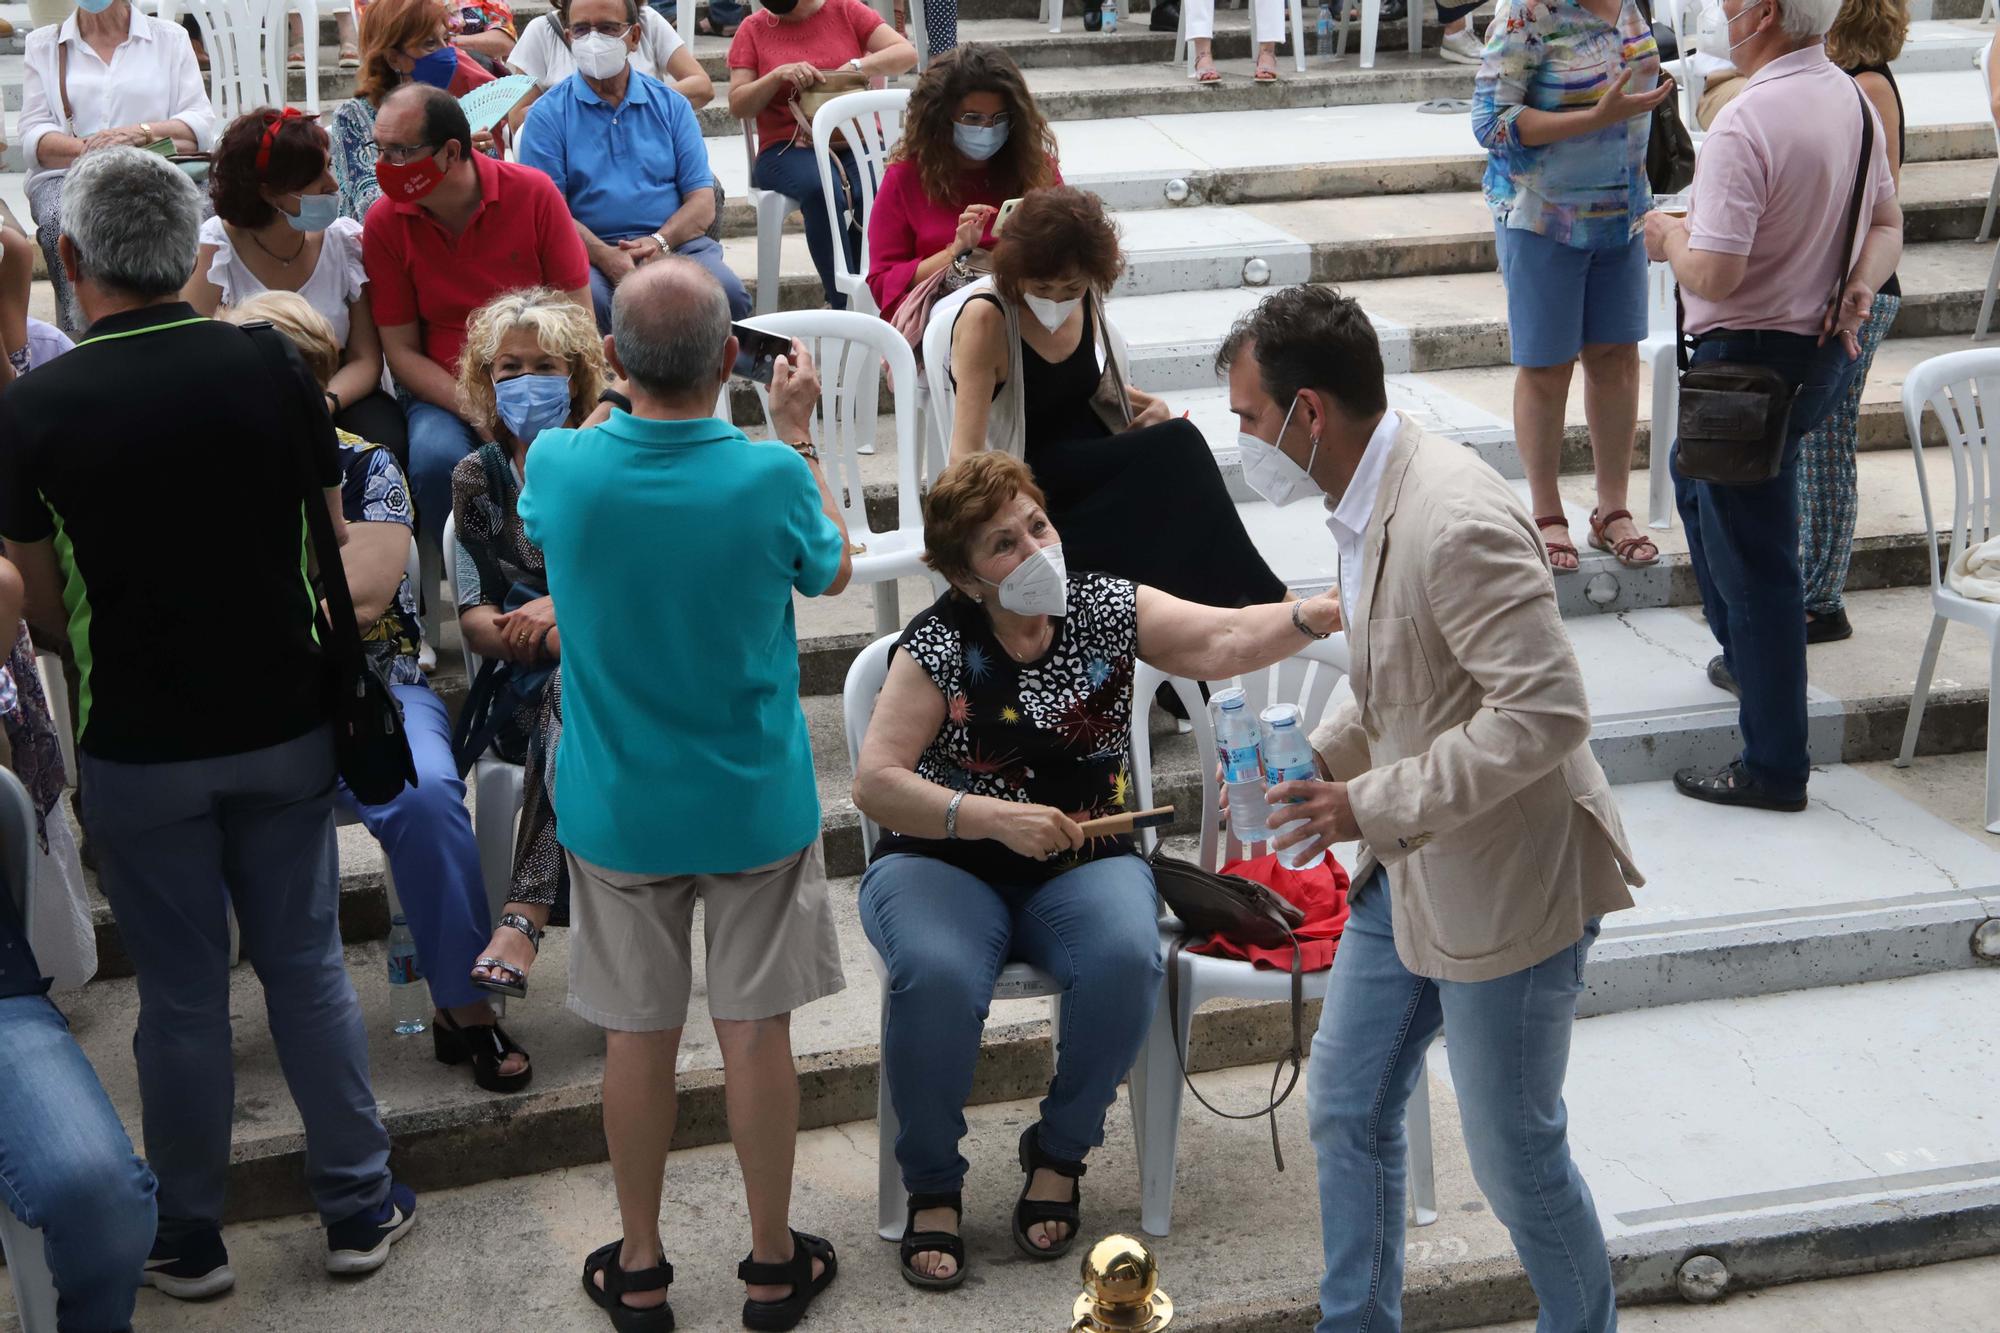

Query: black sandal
[432,1011,533,1093]
[470,912,542,999]
[1012,1123,1085,1261]
[582,1239,675,1332]
[898,1192,966,1291]
[738,1229,837,1331]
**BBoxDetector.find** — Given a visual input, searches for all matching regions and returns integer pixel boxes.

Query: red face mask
[375,148,449,204]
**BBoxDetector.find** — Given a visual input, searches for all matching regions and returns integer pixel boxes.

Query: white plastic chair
[177,0,292,120]
[1125,642,1440,1237]
[33,652,73,789]
[739,310,932,634]
[1980,43,1999,247]
[442,513,528,925]
[1895,349,2000,832]
[1641,259,1678,531]
[1177,0,1307,76]
[744,119,805,316]
[919,282,964,488]
[0,767,59,1333]
[1332,0,1422,72]
[810,88,909,320]
[1667,0,1710,134]
[288,0,350,112]
[1042,0,1129,34]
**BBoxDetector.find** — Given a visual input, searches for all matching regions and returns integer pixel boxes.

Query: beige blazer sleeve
[1345,517,1592,862]
[1310,698,1370,782]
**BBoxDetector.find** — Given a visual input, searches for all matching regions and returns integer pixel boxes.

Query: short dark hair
[388,82,473,162]
[922,451,1049,589]
[210,108,330,229]
[989,187,1123,301]
[1215,286,1387,420]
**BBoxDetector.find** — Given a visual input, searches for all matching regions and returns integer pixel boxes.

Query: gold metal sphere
[1073,1235,1173,1332]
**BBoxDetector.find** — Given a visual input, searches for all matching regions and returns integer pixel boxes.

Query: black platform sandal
[582,1239,675,1332]
[432,1011,532,1093]
[738,1229,837,1331]
[471,912,542,999]
[898,1192,966,1291]
[1012,1123,1085,1261]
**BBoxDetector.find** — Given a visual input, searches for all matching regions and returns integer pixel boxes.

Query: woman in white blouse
[182,108,406,462]
[20,0,216,332]
[504,0,711,137]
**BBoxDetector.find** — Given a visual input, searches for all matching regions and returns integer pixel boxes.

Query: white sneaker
[1439,26,1483,63]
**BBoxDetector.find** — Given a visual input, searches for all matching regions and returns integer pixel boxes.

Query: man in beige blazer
[1217,287,1644,1333]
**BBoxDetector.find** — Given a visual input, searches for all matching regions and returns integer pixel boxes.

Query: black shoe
[144,1224,235,1300]
[1672,760,1807,812]
[1805,607,1853,644]
[1706,655,1739,698]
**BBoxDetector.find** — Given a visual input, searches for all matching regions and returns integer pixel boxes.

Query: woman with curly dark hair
[865,44,1059,322]
[183,108,406,462]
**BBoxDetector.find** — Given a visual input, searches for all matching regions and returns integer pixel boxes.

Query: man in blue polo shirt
[518,0,750,331]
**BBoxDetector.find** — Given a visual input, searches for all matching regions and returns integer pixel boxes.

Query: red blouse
[864,156,1063,320]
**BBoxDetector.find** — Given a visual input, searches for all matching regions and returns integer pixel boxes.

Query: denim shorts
[1495,225,1650,368]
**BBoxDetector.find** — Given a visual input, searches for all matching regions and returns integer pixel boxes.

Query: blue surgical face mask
[76,0,116,13]
[284,191,340,233]
[409,44,459,89]
[493,372,571,445]
[952,121,1009,162]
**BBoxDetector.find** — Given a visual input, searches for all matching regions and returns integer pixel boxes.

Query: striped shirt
[1472,0,1658,250]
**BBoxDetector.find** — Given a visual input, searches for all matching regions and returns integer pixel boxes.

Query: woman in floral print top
[849,451,1341,1290]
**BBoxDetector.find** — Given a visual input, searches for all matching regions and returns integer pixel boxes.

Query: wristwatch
[1292,600,1331,641]
[324,389,342,414]
[791,439,820,463]
[598,387,633,413]
[845,57,863,72]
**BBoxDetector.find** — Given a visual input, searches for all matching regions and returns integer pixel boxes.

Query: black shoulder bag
[1634,0,1695,194]
[1673,84,1873,487]
[246,322,417,805]
[1148,847,1307,1169]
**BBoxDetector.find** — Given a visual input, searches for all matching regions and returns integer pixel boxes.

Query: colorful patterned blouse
[1472,0,1659,249]
[337,431,425,687]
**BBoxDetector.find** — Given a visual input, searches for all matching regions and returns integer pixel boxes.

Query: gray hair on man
[59,146,202,299]
[611,258,734,400]
[1777,0,1844,39]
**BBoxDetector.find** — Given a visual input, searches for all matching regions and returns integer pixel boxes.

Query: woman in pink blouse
[865,45,1060,323]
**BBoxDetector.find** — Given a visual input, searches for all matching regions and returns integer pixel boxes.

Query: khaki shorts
[565,841,846,1032]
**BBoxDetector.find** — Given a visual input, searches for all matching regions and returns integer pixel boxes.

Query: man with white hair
[1643,0,1900,813]
[0,147,413,1300]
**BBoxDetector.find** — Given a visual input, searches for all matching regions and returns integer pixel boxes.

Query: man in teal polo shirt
[517,0,750,332]
[518,257,851,1328]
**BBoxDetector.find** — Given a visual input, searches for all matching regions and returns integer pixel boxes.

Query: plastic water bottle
[1316,1,1334,58]
[1259,703,1327,872]
[1211,688,1273,845]
[1101,0,1117,33]
[387,915,427,1036]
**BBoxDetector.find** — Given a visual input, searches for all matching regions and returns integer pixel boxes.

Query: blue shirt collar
[564,66,655,110]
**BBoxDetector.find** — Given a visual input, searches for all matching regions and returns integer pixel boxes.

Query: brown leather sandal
[1535,515,1580,574]
[1588,507,1660,568]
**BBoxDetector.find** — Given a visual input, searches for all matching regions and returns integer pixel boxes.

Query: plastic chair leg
[872,583,902,637]
[1646,339,1678,531]
[1407,0,1422,59]
[1132,956,1193,1237]
[418,541,443,655]
[472,761,522,925]
[0,1208,58,1333]
[1895,615,1946,768]
[1290,0,1306,71]
[1406,1051,1438,1226]
[1359,0,1378,67]
[1981,163,2000,244]
[1985,635,2000,834]
[876,976,906,1240]
[1977,239,2000,342]
[754,197,788,316]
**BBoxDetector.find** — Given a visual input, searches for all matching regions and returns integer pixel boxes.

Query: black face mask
[763,0,801,14]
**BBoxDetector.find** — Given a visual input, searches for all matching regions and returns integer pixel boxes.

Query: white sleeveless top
[199,215,368,349]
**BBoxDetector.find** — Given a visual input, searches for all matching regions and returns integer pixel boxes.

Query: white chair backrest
[811,89,912,309]
[919,281,972,486]
[1667,0,1709,133]
[1902,348,2000,596]
[0,768,36,941]
[441,511,480,680]
[742,309,922,540]
[1131,637,1353,870]
[182,0,290,121]
[843,631,902,855]
[742,117,763,192]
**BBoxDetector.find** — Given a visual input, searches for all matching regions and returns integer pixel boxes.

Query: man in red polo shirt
[362,82,590,566]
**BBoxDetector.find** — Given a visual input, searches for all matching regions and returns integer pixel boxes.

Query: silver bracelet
[945,790,966,839]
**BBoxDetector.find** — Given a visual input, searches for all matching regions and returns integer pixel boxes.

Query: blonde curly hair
[1826,0,1908,68]
[456,289,608,441]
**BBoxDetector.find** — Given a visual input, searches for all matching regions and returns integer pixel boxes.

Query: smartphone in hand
[732,320,795,385]
[993,196,1024,237]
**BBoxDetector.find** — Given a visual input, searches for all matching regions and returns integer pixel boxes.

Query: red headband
[254,107,318,176]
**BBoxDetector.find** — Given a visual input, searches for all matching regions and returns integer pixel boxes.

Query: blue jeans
[1309,871,1610,1333]
[405,400,480,548]
[858,852,1165,1192]
[588,234,752,334]
[751,143,861,310]
[80,726,392,1231]
[338,683,490,1011]
[1672,329,1863,798]
[0,995,157,1332]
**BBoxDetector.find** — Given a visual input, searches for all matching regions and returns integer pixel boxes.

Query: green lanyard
[72,315,210,349]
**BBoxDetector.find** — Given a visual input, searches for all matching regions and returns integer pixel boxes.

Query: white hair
[1777,0,1843,39]
[59,147,200,298]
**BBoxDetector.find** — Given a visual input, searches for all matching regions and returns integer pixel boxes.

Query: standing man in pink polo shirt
[1641,0,1900,813]
[362,82,591,572]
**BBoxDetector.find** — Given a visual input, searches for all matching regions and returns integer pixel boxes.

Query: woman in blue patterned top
[228,292,533,1097]
[1474,0,1673,576]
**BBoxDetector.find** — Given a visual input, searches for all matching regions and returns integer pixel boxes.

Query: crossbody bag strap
[1827,81,1878,322]
[58,40,73,137]
[1164,924,1305,1172]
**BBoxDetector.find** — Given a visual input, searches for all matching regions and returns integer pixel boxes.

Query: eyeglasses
[375,141,437,166]
[567,20,632,37]
[953,111,1011,128]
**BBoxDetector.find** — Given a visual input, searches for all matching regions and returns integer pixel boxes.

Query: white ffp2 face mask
[1236,396,1322,508]
[572,31,630,79]
[980,542,1068,617]
[1022,293,1082,334]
